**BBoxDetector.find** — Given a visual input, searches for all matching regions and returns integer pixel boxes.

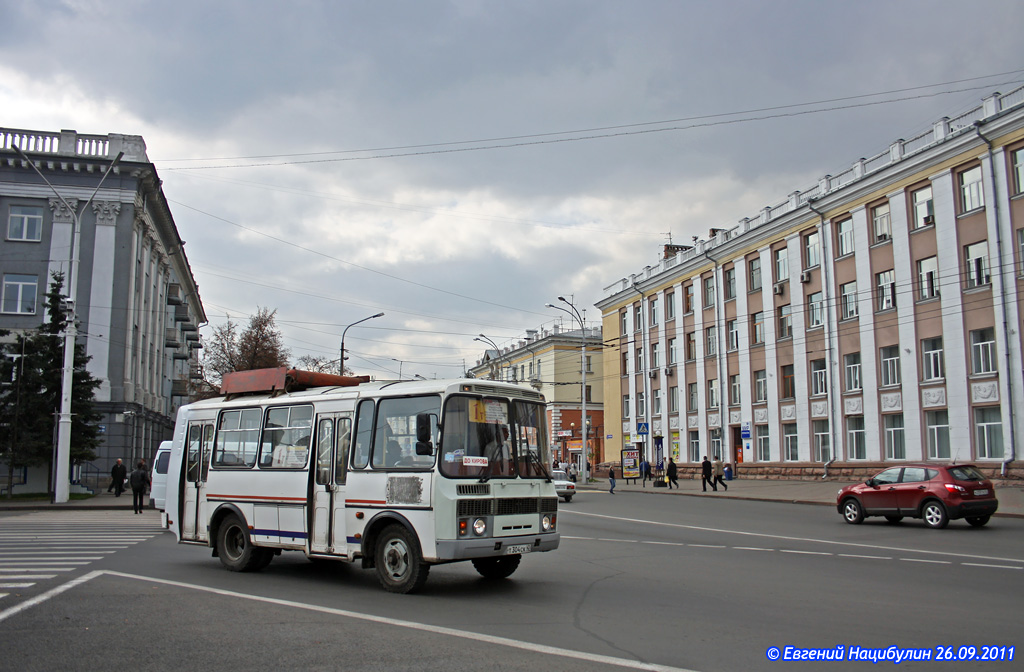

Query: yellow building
[597,88,1024,480]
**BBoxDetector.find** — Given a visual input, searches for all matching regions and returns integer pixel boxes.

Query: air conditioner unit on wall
[923,215,935,226]
[773,283,785,295]
[800,270,812,283]
[648,370,658,379]
[665,366,675,377]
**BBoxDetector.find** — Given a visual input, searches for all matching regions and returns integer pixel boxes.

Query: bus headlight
[541,514,554,531]
[473,518,487,536]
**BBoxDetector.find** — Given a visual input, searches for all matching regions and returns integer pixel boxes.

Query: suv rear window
[948,465,985,481]
[155,451,170,474]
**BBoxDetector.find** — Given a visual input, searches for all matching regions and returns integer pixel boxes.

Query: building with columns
[467,321,605,471]
[1,127,205,493]
[596,88,1024,480]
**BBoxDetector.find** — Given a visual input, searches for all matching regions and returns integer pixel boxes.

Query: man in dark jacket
[667,458,678,489]
[110,459,127,497]
[701,456,716,492]
[129,460,151,514]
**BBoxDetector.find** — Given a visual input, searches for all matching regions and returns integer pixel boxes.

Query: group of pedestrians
[607,455,729,494]
[701,455,729,492]
[109,457,152,514]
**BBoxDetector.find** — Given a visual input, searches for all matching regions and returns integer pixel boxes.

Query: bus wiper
[522,447,551,483]
[478,438,503,484]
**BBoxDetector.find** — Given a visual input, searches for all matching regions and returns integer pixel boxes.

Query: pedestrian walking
[667,458,678,489]
[713,455,728,491]
[640,458,650,487]
[569,462,578,482]
[701,456,716,492]
[109,458,127,497]
[129,460,151,514]
[608,468,616,494]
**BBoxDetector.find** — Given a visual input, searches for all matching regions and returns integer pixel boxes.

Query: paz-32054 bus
[165,368,560,593]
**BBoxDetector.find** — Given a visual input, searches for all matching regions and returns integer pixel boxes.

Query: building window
[964,241,990,288]
[703,276,716,308]
[975,407,1003,459]
[1013,148,1024,195]
[844,352,862,392]
[754,369,767,402]
[836,219,854,257]
[684,284,694,313]
[730,374,741,406]
[884,414,905,459]
[926,410,950,459]
[622,395,630,419]
[707,379,719,409]
[666,293,675,321]
[781,364,795,399]
[651,342,661,368]
[911,186,934,229]
[970,328,997,374]
[748,257,762,291]
[840,281,858,319]
[685,332,696,361]
[921,337,944,381]
[621,352,629,376]
[7,205,43,242]
[650,297,659,326]
[727,319,739,351]
[847,416,866,460]
[1019,229,1024,275]
[723,267,736,300]
[756,425,770,461]
[621,311,628,335]
[876,270,896,311]
[807,291,824,328]
[652,389,662,415]
[667,337,677,365]
[810,359,827,396]
[775,247,789,283]
[777,304,792,338]
[687,383,698,412]
[751,311,765,345]
[959,165,984,212]
[584,355,592,373]
[872,202,892,242]
[709,430,722,460]
[636,392,645,418]
[669,386,679,413]
[705,326,717,356]
[1,274,38,314]
[783,423,799,461]
[880,345,901,387]
[813,420,830,462]
[636,347,644,372]
[689,431,700,462]
[804,231,821,268]
[634,305,642,331]
[917,256,938,300]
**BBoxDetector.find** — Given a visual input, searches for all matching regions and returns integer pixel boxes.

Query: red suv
[837,464,998,529]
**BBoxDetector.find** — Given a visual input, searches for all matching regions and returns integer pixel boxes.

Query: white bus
[165,369,560,593]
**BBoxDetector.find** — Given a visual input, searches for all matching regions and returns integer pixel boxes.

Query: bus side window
[336,417,352,484]
[201,424,214,481]
[315,419,333,486]
[352,399,375,469]
[186,425,202,483]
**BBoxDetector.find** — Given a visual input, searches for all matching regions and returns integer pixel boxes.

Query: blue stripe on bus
[251,529,309,539]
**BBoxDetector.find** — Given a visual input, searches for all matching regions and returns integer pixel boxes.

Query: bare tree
[295,355,343,374]
[201,307,291,390]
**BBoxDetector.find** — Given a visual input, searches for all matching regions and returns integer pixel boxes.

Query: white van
[151,441,172,514]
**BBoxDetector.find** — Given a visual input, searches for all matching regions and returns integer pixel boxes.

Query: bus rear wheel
[217,514,266,572]
[375,525,429,594]
[472,555,521,580]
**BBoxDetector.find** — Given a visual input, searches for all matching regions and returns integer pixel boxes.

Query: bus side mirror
[415,413,433,455]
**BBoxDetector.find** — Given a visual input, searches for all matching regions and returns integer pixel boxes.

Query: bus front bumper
[434,532,560,561]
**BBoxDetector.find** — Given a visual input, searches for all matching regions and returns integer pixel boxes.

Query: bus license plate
[505,544,532,555]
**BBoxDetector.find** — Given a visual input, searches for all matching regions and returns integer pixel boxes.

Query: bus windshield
[439,396,551,480]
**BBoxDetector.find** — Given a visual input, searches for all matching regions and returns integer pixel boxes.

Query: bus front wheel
[217,514,268,572]
[375,525,429,594]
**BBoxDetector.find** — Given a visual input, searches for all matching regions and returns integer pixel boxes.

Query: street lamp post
[546,297,589,483]
[339,312,384,375]
[13,144,123,503]
[474,334,501,379]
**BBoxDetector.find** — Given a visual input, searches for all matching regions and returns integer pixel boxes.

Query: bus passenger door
[181,423,213,543]
[309,413,352,556]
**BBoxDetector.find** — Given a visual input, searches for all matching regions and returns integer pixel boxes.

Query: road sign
[741,422,751,439]
[636,422,649,435]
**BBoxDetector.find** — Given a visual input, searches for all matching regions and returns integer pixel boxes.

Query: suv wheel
[922,500,949,529]
[842,499,864,525]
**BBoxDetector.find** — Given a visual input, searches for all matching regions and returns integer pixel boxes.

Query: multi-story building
[468,322,605,470]
[1,127,205,493]
[597,88,1024,480]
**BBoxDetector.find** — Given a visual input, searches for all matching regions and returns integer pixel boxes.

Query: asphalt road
[1,493,1021,671]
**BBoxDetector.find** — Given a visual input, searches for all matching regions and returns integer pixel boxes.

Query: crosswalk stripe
[0,575,56,580]
[0,568,75,572]
[0,583,34,589]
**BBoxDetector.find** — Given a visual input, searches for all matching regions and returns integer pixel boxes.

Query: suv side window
[902,467,927,483]
[874,468,901,485]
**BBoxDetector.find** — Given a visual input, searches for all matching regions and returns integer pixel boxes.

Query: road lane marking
[962,563,1022,570]
[900,558,951,565]
[0,568,76,572]
[838,554,891,560]
[688,544,725,548]
[0,575,57,581]
[0,570,703,672]
[0,583,35,589]
[780,550,832,556]
[734,547,774,552]
[563,510,1024,564]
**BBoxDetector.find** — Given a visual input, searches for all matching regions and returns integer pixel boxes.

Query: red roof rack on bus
[220,367,370,398]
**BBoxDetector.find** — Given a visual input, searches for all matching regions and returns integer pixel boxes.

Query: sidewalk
[577,475,1024,518]
[2,477,1022,517]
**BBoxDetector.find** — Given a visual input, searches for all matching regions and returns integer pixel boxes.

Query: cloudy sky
[3,0,1023,381]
